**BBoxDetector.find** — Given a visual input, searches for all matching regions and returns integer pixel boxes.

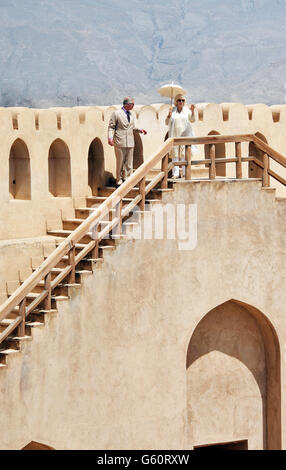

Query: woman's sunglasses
[177,99,185,102]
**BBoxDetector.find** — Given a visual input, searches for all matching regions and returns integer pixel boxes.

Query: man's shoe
[116,178,123,187]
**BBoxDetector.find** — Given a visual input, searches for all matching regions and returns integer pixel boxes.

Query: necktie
[127,111,130,122]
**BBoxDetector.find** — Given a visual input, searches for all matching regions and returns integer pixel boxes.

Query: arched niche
[48,139,71,197]
[248,132,267,179]
[186,300,281,450]
[9,138,31,200]
[22,441,55,450]
[88,137,105,195]
[204,131,226,176]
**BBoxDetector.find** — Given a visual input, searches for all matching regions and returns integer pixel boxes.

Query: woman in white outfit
[165,94,198,178]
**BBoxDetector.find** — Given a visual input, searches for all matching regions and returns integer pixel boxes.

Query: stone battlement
[0,102,286,241]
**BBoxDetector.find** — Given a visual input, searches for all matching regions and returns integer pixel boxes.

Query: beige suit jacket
[108,108,141,148]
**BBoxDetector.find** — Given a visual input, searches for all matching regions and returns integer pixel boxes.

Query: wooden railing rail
[173,135,286,186]
[0,134,285,346]
[252,136,286,168]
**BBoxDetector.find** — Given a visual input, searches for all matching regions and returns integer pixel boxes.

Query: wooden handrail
[173,134,254,145]
[252,136,286,168]
[0,133,285,345]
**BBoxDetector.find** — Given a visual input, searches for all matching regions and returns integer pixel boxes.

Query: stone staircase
[0,132,285,371]
[0,182,174,368]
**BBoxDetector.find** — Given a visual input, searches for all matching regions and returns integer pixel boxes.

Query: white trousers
[171,144,199,177]
[171,145,186,177]
[114,147,134,181]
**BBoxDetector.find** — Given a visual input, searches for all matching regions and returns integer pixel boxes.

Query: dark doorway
[88,138,105,195]
[22,441,55,450]
[194,439,248,451]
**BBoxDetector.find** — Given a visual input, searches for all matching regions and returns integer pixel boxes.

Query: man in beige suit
[108,97,147,186]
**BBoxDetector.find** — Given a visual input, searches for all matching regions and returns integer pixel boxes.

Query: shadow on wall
[186,299,281,450]
[9,139,31,200]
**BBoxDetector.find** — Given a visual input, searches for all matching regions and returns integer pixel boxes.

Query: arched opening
[186,300,281,450]
[22,441,55,450]
[249,132,267,178]
[48,139,71,197]
[88,138,105,195]
[9,139,31,200]
[133,132,144,170]
[204,131,226,176]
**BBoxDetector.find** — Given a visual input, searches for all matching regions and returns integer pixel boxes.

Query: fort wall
[0,180,284,450]
[0,102,286,241]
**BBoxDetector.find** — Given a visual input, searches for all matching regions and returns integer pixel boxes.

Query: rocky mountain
[0,0,285,107]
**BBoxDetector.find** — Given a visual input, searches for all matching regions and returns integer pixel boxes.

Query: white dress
[166,107,198,177]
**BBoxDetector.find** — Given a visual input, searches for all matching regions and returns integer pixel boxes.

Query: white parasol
[157,82,187,105]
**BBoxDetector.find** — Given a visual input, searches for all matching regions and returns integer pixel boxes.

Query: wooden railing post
[161,153,169,189]
[178,146,183,178]
[44,272,52,310]
[114,200,122,236]
[262,153,270,187]
[68,246,76,284]
[185,145,192,180]
[139,177,146,211]
[235,142,242,179]
[17,298,26,337]
[209,144,216,179]
[91,224,99,259]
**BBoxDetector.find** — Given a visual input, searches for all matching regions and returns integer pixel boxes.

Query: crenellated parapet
[0,102,285,240]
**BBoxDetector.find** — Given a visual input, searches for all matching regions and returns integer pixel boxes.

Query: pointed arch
[186,299,281,450]
[88,137,105,195]
[48,139,71,197]
[9,138,31,199]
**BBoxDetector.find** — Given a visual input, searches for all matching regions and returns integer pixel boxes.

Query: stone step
[98,186,166,199]
[75,207,116,220]
[75,208,144,227]
[25,321,45,328]
[0,348,20,364]
[86,196,138,208]
[0,318,15,327]
[48,230,92,244]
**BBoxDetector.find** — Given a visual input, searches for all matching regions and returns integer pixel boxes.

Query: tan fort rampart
[0,98,285,449]
[0,102,285,287]
[1,102,286,238]
[0,104,284,279]
[0,179,285,450]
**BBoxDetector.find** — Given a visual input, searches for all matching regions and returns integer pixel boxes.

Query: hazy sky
[0,0,285,106]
